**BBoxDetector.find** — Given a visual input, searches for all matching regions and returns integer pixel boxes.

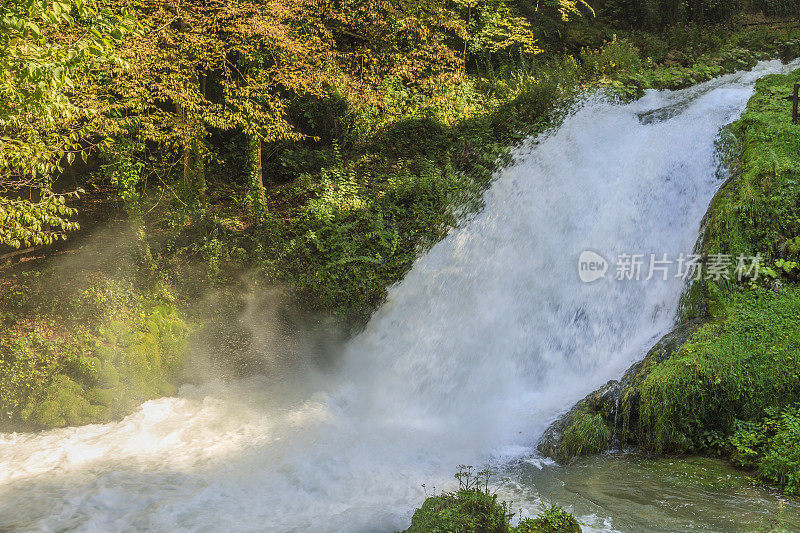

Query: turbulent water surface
[2,61,799,532]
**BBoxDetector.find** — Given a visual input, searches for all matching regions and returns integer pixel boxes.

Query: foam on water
[1,60,796,532]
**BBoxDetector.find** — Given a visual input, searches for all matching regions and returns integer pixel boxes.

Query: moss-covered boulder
[537,321,702,463]
[0,272,189,431]
[405,491,581,533]
[406,490,512,533]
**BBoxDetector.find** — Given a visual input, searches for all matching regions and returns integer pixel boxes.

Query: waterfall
[1,61,796,533]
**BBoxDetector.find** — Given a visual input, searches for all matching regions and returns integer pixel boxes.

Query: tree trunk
[178,80,206,204]
[249,135,265,211]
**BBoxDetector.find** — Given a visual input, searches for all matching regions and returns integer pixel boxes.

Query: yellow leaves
[544,0,594,21]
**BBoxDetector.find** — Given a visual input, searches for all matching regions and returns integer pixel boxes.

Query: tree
[0,0,136,248]
[107,0,332,210]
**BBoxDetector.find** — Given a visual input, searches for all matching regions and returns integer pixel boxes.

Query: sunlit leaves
[0,1,137,248]
[0,191,81,248]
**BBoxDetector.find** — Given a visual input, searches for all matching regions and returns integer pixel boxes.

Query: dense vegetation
[632,66,800,494]
[0,227,188,429]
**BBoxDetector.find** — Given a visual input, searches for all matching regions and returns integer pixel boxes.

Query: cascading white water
[2,61,797,533]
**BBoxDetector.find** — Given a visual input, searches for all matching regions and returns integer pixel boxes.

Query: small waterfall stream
[1,61,797,532]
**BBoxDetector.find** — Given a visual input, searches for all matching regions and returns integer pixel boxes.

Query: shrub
[516,506,582,533]
[580,37,642,79]
[0,268,189,429]
[406,467,582,532]
[407,467,512,533]
[730,404,800,494]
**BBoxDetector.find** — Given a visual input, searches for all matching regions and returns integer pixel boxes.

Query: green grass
[558,411,614,461]
[703,66,800,263]
[634,289,800,454]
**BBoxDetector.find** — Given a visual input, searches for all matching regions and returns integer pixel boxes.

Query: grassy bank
[543,64,800,495]
[633,65,800,493]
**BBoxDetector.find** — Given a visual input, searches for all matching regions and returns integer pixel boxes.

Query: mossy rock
[64,355,102,382]
[406,492,581,533]
[126,333,161,369]
[406,490,512,533]
[558,411,612,461]
[538,321,703,463]
[96,364,120,388]
[85,386,118,407]
[93,344,118,363]
[24,375,109,428]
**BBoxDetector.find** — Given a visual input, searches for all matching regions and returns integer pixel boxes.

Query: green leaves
[0,191,81,249]
[0,0,140,248]
[730,404,800,494]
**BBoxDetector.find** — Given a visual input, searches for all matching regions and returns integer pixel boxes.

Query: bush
[406,467,581,533]
[516,506,582,533]
[580,37,642,79]
[407,467,513,533]
[406,489,513,533]
[730,404,800,494]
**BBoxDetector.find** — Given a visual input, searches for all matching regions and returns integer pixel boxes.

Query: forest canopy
[1,0,798,250]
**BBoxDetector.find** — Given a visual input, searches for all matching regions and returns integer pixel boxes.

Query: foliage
[406,466,581,532]
[580,36,643,79]
[102,138,145,214]
[730,404,800,494]
[1,0,798,435]
[599,0,754,28]
[407,466,513,533]
[516,506,581,533]
[456,0,542,63]
[0,0,136,247]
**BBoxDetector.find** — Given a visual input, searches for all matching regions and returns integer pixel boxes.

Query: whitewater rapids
[2,60,797,532]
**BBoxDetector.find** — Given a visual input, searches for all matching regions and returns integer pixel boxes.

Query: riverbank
[539,64,800,496]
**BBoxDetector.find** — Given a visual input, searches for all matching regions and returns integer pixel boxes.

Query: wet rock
[537,320,704,463]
